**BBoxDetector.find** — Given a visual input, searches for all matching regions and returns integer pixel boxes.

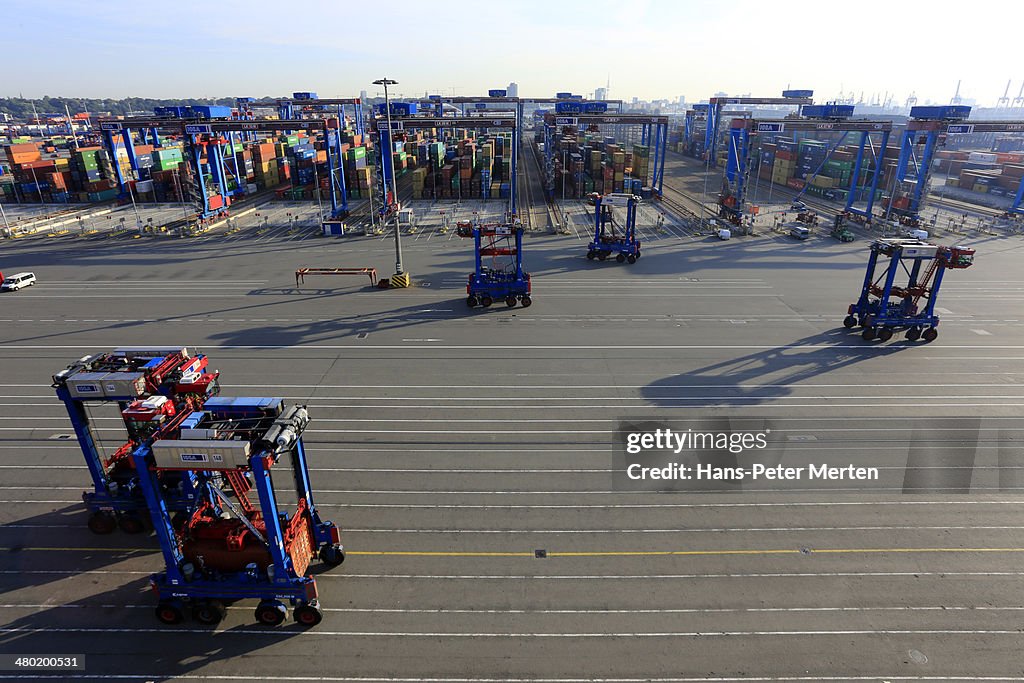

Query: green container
[346,146,367,160]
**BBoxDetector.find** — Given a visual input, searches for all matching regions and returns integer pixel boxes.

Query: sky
[4,0,1021,108]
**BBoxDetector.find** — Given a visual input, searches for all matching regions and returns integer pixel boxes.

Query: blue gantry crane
[844,238,976,342]
[458,219,532,308]
[98,115,326,220]
[887,105,1024,224]
[542,111,670,198]
[587,193,641,263]
[373,113,520,215]
[135,397,344,627]
[52,347,220,533]
[720,105,892,226]
[704,90,814,165]
[276,93,366,224]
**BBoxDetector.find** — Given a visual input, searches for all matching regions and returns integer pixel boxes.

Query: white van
[790,226,811,240]
[0,272,36,291]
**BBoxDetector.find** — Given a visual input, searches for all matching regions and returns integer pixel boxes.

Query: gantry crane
[457,218,532,308]
[373,114,520,215]
[52,347,219,533]
[888,105,1024,223]
[135,397,344,627]
[587,193,641,263]
[704,90,814,164]
[98,115,327,220]
[720,105,892,226]
[845,238,976,342]
[542,112,669,198]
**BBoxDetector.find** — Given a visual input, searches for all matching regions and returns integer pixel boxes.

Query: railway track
[523,141,557,230]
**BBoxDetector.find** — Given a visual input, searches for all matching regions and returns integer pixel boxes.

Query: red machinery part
[183,514,272,572]
[175,372,219,397]
[283,500,315,576]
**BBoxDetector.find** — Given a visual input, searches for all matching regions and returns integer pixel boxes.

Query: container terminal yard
[4,8,1024,680]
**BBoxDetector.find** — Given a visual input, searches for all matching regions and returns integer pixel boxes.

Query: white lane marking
[40,280,265,284]
[14,410,1024,421]
[5,498,1024,510]
[7,569,1024,581]
[1,676,1020,682]
[0,295,249,298]
[3,602,1024,617]
[4,343,1024,350]
[5,521,1023,534]
[335,525,1024,533]
[972,329,993,336]
[9,381,1024,389]
[0,626,1021,637]
[8,498,1024,506]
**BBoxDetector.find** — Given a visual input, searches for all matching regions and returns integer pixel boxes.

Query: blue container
[910,105,971,120]
[583,102,608,113]
[782,89,814,99]
[293,92,318,100]
[188,105,232,119]
[488,89,507,98]
[555,92,572,99]
[555,102,583,114]
[803,104,854,119]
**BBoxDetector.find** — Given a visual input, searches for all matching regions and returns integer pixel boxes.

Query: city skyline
[2,0,1021,108]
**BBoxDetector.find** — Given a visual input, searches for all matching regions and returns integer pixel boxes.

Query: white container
[909,229,929,240]
[717,228,732,240]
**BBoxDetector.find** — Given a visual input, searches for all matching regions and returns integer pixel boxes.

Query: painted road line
[5,343,1024,350]
[0,677,1020,682]
[7,545,1024,559]
[2,626,1024,638]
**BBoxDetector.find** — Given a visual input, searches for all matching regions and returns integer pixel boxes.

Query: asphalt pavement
[1,214,1023,682]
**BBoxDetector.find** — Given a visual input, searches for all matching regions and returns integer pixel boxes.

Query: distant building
[507,82,519,98]
[632,96,639,105]
[359,90,368,102]
[677,95,686,105]
[595,87,608,101]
